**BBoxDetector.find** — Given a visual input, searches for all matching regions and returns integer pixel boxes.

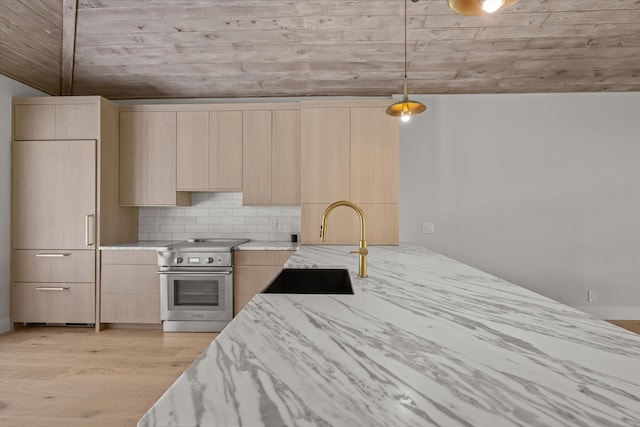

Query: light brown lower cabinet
[11,249,96,324]
[234,250,295,315]
[12,282,95,324]
[100,250,160,324]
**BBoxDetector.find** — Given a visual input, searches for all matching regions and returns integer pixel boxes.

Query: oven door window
[175,279,219,306]
[168,274,229,312]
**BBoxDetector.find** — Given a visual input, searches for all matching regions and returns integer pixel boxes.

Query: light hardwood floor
[0,322,638,426]
[0,326,216,427]
[608,320,640,334]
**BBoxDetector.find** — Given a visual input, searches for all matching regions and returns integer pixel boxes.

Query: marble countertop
[100,240,298,251]
[138,244,640,427]
[236,241,299,251]
[99,240,176,251]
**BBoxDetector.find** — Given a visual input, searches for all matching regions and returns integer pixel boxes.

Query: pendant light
[447,0,519,16]
[386,0,426,122]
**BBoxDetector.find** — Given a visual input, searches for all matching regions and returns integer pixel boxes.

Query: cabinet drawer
[13,250,95,283]
[101,294,160,324]
[234,250,294,266]
[12,282,95,324]
[101,250,157,265]
[101,264,159,294]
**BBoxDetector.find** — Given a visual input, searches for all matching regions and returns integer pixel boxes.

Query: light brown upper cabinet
[300,100,399,244]
[120,111,190,206]
[242,106,301,206]
[300,106,351,203]
[210,111,243,190]
[13,98,99,141]
[177,111,209,191]
[272,109,301,205]
[242,110,272,205]
[176,111,243,191]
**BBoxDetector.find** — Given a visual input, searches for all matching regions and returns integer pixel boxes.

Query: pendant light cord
[404,0,408,79]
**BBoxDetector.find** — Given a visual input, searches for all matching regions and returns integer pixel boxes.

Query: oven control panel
[158,251,233,269]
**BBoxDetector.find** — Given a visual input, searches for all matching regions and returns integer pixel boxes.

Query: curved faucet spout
[320,201,368,278]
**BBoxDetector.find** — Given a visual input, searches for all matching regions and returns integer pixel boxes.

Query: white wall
[0,75,46,333]
[400,92,640,319]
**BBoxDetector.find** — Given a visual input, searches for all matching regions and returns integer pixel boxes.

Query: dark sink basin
[262,268,354,294]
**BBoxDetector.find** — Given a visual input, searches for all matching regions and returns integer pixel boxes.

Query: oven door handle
[159,270,232,275]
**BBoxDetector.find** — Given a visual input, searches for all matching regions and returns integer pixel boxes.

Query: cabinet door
[120,111,182,206]
[210,111,243,190]
[147,112,178,205]
[55,104,99,140]
[12,140,96,249]
[242,110,272,205]
[13,103,98,141]
[177,111,209,191]
[272,109,301,205]
[233,250,294,315]
[350,107,399,203]
[120,112,148,205]
[100,250,160,324]
[13,104,56,140]
[301,107,350,203]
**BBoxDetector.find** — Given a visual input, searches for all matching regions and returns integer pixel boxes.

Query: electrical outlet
[587,290,597,303]
[422,222,434,234]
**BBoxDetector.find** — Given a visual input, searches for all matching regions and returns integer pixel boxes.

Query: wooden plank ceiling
[2,0,640,99]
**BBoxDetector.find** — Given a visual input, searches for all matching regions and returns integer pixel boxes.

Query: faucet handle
[350,248,368,255]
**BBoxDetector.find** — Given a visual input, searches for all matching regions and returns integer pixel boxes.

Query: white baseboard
[0,317,10,334]
[574,306,640,320]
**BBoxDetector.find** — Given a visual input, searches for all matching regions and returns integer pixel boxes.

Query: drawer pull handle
[35,253,70,258]
[35,286,70,291]
[86,214,95,246]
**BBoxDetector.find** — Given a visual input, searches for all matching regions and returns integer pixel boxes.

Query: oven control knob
[207,257,214,264]
[175,257,183,264]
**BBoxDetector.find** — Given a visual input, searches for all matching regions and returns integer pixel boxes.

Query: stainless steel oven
[158,239,248,332]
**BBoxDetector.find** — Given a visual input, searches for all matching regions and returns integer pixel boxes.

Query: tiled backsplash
[138,192,300,241]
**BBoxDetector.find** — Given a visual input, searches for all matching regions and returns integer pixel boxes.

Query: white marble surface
[100,240,298,251]
[139,244,640,427]
[99,240,176,251]
[236,241,299,251]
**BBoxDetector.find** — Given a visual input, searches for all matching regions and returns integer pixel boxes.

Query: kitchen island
[139,244,640,426]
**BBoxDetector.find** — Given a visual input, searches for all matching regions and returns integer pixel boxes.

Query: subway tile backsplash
[138,192,300,241]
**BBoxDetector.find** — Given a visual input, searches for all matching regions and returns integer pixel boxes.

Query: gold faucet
[320,201,368,278]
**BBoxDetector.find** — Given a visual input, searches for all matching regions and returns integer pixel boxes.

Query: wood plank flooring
[0,322,637,426]
[607,320,640,334]
[0,326,216,427]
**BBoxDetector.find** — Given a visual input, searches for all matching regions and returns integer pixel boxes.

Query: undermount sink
[262,268,354,295]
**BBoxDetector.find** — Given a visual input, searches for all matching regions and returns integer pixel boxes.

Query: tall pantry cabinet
[11,97,138,327]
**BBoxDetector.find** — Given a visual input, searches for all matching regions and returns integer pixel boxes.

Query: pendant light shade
[385,77,426,122]
[447,0,519,16]
[386,0,425,121]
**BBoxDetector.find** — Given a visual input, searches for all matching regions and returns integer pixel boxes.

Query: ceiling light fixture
[447,0,519,16]
[386,0,426,122]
